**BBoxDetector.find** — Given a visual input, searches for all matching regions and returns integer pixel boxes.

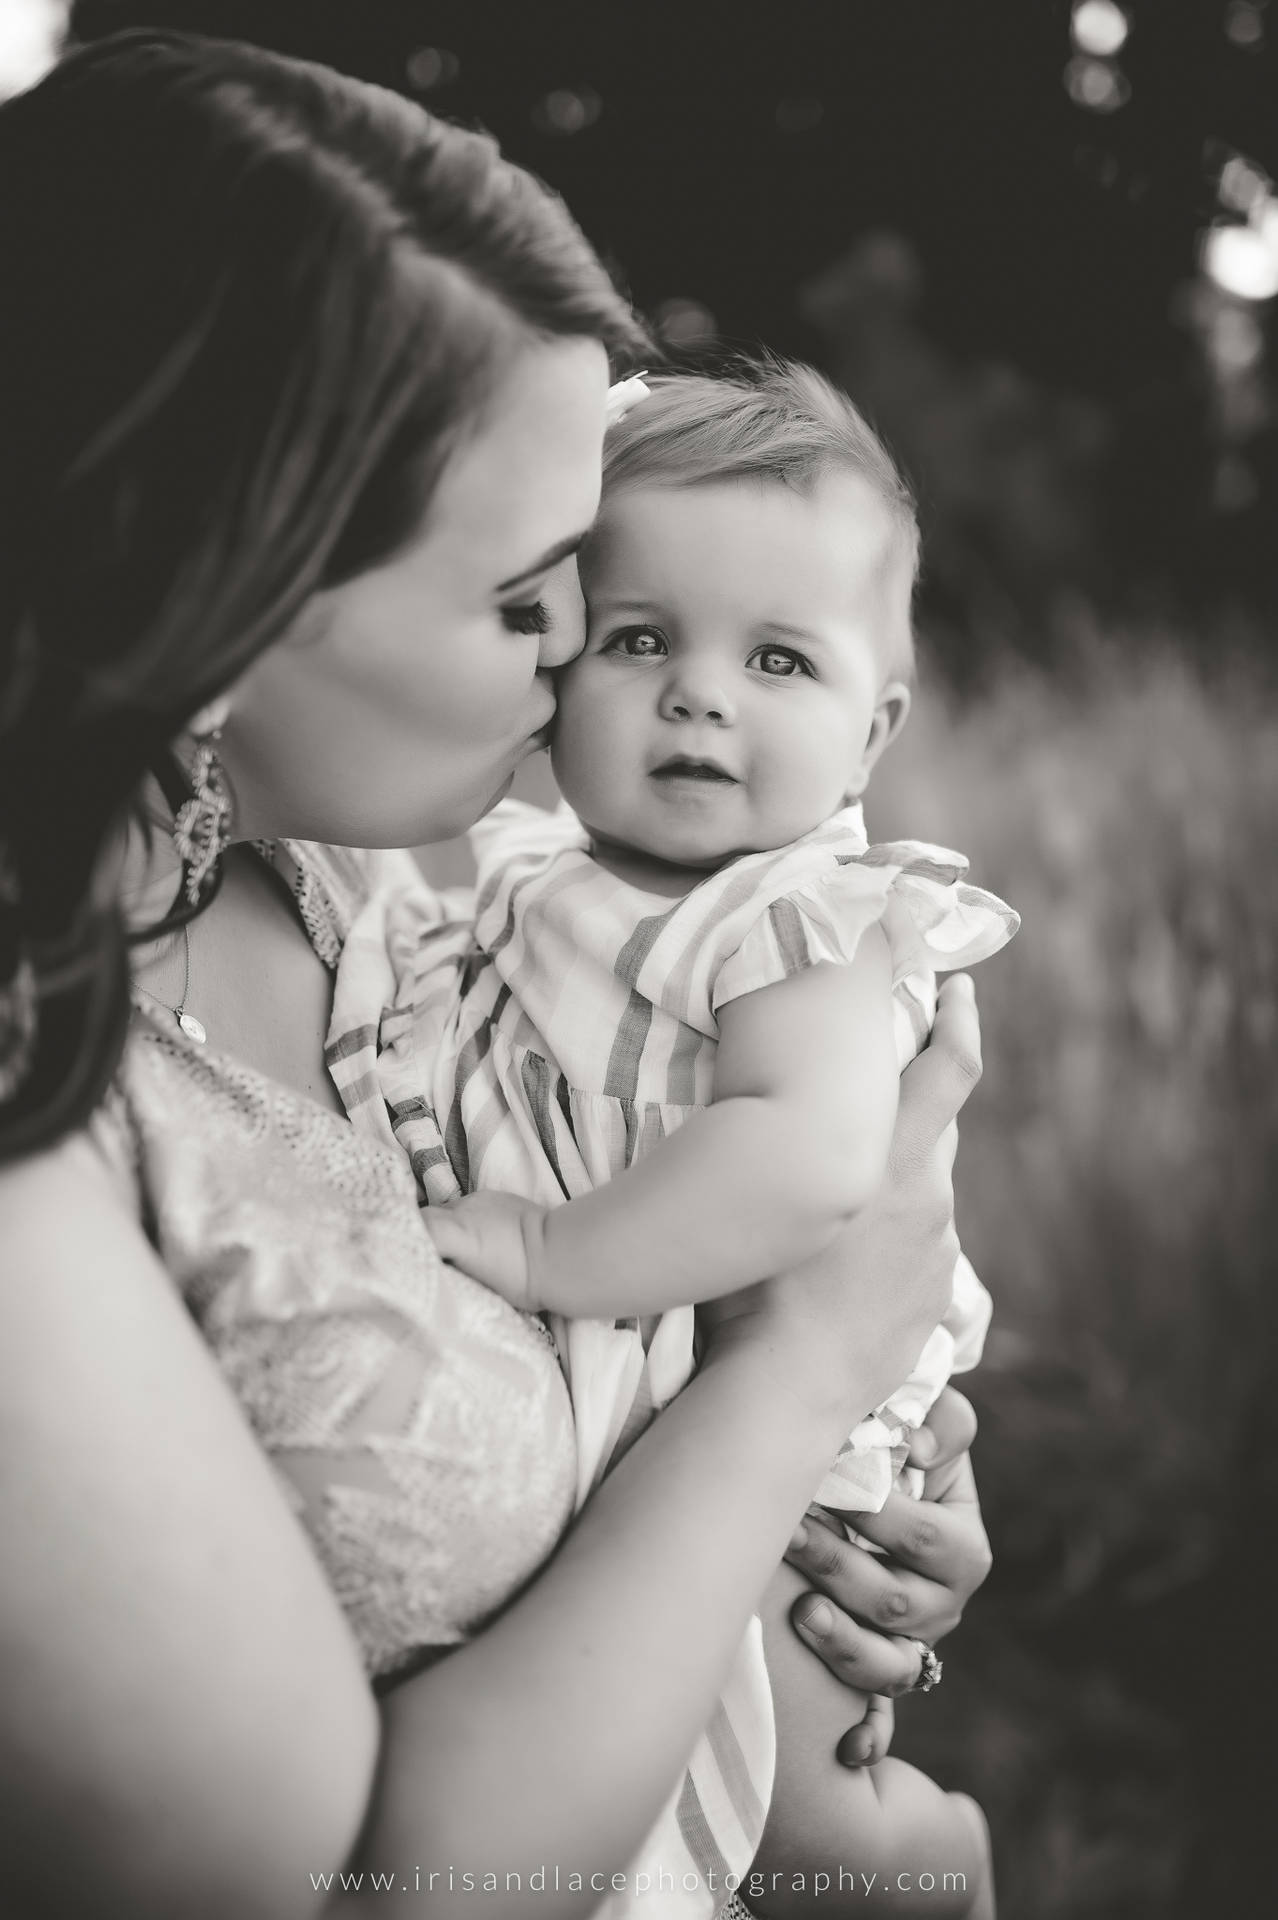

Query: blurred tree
[66,0,1278,664]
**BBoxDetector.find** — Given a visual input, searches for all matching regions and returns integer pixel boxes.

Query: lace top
[89,840,576,1681]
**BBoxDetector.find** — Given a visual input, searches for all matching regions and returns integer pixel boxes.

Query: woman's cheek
[432,652,515,743]
[539,559,589,668]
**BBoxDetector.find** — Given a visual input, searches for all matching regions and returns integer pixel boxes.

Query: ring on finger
[907,1639,944,1692]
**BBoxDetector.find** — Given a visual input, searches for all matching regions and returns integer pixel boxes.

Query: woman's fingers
[842,1473,993,1634]
[836,1693,895,1768]
[786,1515,949,1641]
[786,1510,923,1628]
[928,973,983,1094]
[894,975,982,1170]
[785,1474,992,1643]
[905,1385,978,1471]
[789,1593,932,1696]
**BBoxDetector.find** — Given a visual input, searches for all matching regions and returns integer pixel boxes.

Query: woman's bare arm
[0,1147,932,1918]
[0,1136,379,1920]
[0,979,981,1920]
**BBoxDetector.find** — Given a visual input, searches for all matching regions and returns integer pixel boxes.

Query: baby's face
[551,473,911,871]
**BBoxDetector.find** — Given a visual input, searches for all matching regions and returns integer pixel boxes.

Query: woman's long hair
[0,27,648,1161]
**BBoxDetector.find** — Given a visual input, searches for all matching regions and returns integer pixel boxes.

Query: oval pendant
[177,1010,207,1044]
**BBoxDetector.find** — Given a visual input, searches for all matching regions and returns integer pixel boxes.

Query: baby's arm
[746,1562,994,1919]
[427,926,900,1316]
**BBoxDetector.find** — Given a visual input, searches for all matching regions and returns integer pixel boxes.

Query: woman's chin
[479,772,516,818]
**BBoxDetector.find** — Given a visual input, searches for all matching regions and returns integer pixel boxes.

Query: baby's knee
[864,1781,992,1918]
[749,1766,990,1919]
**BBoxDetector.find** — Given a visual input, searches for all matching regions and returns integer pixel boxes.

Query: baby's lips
[650,756,738,782]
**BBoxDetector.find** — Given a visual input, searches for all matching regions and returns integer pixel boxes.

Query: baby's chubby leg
[744,1563,993,1919]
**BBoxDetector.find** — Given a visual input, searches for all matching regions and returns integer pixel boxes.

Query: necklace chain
[133,922,207,1044]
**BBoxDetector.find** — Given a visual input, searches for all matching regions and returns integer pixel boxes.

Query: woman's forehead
[423,338,609,583]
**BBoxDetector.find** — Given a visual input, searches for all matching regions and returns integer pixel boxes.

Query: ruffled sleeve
[711,862,896,1012]
[866,840,1020,981]
[711,838,1017,1014]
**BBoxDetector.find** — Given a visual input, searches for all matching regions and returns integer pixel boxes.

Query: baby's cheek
[757,750,848,840]
[549,694,612,812]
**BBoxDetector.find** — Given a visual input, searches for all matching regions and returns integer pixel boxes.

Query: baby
[333,362,1015,1918]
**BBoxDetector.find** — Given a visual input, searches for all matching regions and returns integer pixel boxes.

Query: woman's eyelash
[502,599,552,635]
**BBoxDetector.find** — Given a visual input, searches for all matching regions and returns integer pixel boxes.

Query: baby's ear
[847,681,911,797]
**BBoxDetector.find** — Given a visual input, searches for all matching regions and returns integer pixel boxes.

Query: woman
[0,30,990,1918]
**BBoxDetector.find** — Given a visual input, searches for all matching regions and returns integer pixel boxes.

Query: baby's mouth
[649,755,738,784]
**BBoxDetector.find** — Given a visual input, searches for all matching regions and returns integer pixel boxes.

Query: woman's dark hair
[0,27,648,1160]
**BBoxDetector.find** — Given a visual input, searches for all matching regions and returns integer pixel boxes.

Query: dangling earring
[0,845,37,1103]
[0,955,37,1103]
[171,711,232,908]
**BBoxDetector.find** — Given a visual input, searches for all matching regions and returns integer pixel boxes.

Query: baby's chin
[589,813,818,873]
[554,768,840,868]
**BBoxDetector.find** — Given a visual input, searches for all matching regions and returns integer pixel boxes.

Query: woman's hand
[788,1387,989,1660]
[782,1389,992,1764]
[701,974,983,1428]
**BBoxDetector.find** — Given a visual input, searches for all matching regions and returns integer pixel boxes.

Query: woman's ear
[847,681,912,797]
[185,694,234,739]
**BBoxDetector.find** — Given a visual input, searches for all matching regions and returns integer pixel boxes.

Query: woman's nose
[658,665,735,726]
[536,559,588,670]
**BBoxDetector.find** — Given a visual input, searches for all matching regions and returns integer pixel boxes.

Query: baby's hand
[426,1192,549,1312]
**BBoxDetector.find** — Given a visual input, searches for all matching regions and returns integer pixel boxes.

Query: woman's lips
[524,695,557,750]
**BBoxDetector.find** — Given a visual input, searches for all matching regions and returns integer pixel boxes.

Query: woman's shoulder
[0,1121,190,1391]
[0,1125,128,1237]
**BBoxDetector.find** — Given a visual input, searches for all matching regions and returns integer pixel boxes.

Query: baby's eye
[605,626,668,658]
[751,645,811,678]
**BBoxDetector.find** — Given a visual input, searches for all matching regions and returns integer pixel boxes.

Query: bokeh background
[8,3,1277,1913]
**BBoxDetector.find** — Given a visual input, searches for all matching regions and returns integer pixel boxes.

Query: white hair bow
[605,372,650,426]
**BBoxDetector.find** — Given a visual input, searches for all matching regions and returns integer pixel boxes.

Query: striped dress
[329,798,1017,1919]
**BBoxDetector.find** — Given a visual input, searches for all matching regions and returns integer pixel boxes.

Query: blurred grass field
[869,638,1278,1918]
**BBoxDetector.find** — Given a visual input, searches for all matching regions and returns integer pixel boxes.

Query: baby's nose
[659,669,735,725]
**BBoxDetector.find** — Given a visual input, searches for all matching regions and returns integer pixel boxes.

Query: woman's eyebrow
[497,531,589,593]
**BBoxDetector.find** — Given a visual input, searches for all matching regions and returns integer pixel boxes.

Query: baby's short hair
[603,358,920,665]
